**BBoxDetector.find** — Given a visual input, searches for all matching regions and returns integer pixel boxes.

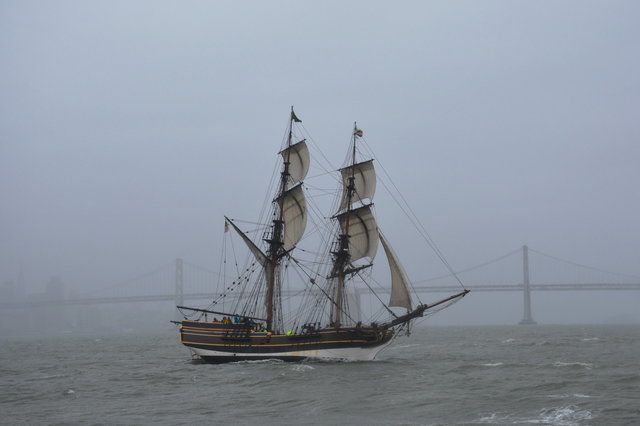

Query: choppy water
[1,325,639,425]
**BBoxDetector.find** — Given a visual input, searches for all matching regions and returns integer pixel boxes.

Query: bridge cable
[529,248,640,281]
[414,247,522,284]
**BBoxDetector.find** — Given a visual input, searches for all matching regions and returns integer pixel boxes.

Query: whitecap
[478,413,498,423]
[547,393,592,399]
[501,338,515,343]
[290,364,314,372]
[477,405,594,425]
[481,362,504,367]
[553,361,593,370]
[537,405,593,425]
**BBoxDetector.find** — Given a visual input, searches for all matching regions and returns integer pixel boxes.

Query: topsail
[280,140,310,189]
[280,183,307,251]
[339,159,376,211]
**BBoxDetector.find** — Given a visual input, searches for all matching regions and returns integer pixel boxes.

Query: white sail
[225,217,268,267]
[379,231,412,310]
[281,183,307,251]
[339,159,376,211]
[280,140,310,189]
[337,205,379,262]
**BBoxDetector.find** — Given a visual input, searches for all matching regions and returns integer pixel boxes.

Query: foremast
[227,108,309,332]
[263,107,309,331]
[263,118,292,332]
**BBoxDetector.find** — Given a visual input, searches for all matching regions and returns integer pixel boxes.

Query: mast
[331,123,359,326]
[264,107,307,331]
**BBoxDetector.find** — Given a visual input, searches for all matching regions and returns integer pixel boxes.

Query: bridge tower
[519,245,537,325]
[175,258,184,319]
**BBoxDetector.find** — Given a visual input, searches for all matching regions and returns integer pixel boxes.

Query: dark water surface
[2,325,639,425]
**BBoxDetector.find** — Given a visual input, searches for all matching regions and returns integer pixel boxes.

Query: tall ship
[176,108,469,363]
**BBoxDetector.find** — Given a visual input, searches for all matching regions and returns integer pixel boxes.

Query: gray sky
[2,1,639,324]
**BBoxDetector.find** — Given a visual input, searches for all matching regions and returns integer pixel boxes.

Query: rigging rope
[359,139,467,290]
[354,269,399,319]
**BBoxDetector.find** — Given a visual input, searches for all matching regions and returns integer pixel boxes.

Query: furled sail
[280,140,310,189]
[379,231,412,310]
[225,216,268,266]
[337,205,379,262]
[339,160,376,211]
[280,183,307,251]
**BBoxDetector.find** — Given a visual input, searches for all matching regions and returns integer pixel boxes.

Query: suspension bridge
[2,245,639,326]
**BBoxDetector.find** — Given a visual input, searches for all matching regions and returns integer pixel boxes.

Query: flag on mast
[354,128,363,137]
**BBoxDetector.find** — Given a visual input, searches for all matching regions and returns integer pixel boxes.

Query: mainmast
[331,123,360,326]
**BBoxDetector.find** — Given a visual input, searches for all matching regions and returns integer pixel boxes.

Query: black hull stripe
[182,339,390,354]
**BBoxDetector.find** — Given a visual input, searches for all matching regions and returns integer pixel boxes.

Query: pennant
[224,222,229,233]
[354,129,363,137]
[291,110,302,123]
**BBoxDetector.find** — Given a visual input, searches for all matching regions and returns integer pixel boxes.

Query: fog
[2,1,639,334]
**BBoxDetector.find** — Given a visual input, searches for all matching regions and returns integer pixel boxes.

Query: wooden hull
[179,320,394,363]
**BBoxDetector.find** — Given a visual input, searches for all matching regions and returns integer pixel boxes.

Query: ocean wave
[233,358,286,365]
[610,374,640,384]
[535,405,593,425]
[477,405,593,425]
[481,362,504,367]
[290,364,314,372]
[33,374,68,381]
[547,393,592,399]
[478,412,499,423]
[552,361,594,370]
